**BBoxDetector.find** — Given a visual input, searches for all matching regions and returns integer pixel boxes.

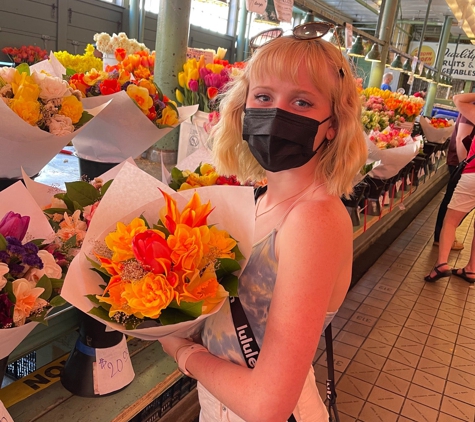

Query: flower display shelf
[342,180,369,226]
[365,176,389,216]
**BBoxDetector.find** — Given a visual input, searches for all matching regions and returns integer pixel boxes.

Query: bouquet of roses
[61,163,255,340]
[419,116,455,144]
[0,64,101,179]
[0,182,67,359]
[366,128,421,179]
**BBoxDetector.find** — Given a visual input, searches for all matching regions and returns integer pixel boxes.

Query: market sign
[409,41,475,81]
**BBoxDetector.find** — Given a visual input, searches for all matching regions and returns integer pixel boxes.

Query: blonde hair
[211,36,367,197]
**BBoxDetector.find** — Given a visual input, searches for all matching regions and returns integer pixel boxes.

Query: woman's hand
[158,336,196,361]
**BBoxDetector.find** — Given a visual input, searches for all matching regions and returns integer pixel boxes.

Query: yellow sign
[410,45,436,66]
[0,354,68,408]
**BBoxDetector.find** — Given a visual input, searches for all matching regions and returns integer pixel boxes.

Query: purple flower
[188,79,199,92]
[0,212,29,242]
[0,294,14,328]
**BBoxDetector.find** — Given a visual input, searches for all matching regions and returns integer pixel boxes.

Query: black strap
[229,297,297,422]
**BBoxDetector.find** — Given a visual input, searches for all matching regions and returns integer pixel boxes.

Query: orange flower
[180,192,213,228]
[115,48,127,62]
[97,276,128,316]
[167,223,210,273]
[121,272,176,319]
[105,217,148,262]
[126,84,153,112]
[12,278,48,326]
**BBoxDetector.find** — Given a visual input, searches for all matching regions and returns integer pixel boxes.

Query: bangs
[247,37,339,102]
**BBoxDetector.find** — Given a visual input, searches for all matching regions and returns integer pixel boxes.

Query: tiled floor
[314,188,475,422]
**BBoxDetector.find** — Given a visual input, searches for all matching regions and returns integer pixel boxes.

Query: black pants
[434,165,457,242]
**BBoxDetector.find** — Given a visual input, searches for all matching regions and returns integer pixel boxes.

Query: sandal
[424,263,451,282]
[452,268,475,283]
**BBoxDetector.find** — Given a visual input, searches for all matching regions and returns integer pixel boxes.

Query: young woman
[159,23,368,422]
[425,92,475,284]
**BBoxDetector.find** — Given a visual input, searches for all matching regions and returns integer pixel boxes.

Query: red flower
[115,48,127,62]
[207,86,219,100]
[132,230,172,275]
[147,106,157,121]
[99,79,121,95]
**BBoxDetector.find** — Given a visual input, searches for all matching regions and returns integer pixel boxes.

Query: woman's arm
[162,197,352,422]
[453,94,475,125]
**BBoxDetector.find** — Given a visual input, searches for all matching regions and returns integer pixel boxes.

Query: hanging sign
[246,0,267,14]
[409,41,475,81]
[345,24,353,50]
[274,0,293,23]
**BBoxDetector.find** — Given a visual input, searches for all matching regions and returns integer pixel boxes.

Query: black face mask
[242,108,331,172]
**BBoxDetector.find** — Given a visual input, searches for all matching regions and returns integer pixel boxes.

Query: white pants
[197,366,329,422]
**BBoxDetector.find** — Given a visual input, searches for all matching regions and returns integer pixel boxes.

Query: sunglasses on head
[249,21,345,78]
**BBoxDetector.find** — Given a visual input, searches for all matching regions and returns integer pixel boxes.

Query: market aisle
[314,188,475,422]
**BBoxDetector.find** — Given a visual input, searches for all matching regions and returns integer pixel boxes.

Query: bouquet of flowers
[176,50,245,113]
[0,64,100,179]
[419,116,455,144]
[61,163,255,340]
[169,163,241,191]
[93,32,149,56]
[366,128,421,179]
[0,182,67,360]
[53,44,103,74]
[2,46,48,65]
[111,50,155,80]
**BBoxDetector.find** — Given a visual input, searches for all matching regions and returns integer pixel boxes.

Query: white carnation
[33,72,70,101]
[48,114,74,135]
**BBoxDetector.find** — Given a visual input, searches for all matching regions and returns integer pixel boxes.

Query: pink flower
[56,210,87,246]
[83,202,100,227]
[0,211,30,241]
[188,79,199,92]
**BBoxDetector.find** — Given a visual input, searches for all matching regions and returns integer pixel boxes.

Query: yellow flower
[178,72,186,88]
[205,226,236,261]
[121,272,176,319]
[9,97,41,126]
[83,68,105,86]
[59,95,84,124]
[200,163,216,175]
[179,171,218,191]
[118,69,131,86]
[11,71,40,101]
[175,88,184,104]
[206,63,224,74]
[105,217,148,262]
[126,84,153,111]
[157,106,178,126]
[179,268,228,313]
[138,78,157,95]
[167,223,210,273]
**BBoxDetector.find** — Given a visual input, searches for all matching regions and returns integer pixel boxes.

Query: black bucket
[78,157,119,181]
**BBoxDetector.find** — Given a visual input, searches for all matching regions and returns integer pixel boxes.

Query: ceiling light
[348,36,365,57]
[390,55,404,70]
[365,43,381,62]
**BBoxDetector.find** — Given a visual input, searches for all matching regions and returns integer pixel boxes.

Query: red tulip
[132,230,172,275]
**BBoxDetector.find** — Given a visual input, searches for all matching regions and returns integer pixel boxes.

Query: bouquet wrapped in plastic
[61,163,255,340]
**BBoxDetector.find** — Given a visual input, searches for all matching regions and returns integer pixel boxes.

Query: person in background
[425,92,475,283]
[381,72,393,91]
[158,23,368,422]
[433,111,475,250]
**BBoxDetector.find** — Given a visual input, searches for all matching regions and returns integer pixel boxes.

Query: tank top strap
[275,182,325,231]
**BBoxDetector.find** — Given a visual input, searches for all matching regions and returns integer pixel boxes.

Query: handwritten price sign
[93,335,135,395]
[0,401,14,422]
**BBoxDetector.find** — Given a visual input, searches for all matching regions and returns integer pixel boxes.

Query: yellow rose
[126,84,153,111]
[11,71,40,101]
[59,95,84,124]
[9,97,41,126]
[122,272,176,319]
[157,106,178,126]
[167,223,210,272]
[105,217,148,262]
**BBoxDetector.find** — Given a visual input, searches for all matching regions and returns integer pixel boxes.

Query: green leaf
[167,101,179,115]
[75,111,94,129]
[91,268,111,284]
[4,281,15,304]
[100,179,113,197]
[0,234,7,251]
[168,299,203,318]
[65,181,101,207]
[54,193,75,211]
[139,214,150,229]
[49,278,64,290]
[215,258,241,279]
[88,306,114,323]
[159,307,199,326]
[29,309,48,325]
[153,221,170,237]
[16,63,30,76]
[66,67,76,76]
[37,275,53,300]
[171,167,183,180]
[50,295,67,307]
[43,208,71,215]
[231,244,245,263]
[64,234,78,249]
[72,201,84,212]
[86,294,102,306]
[85,255,109,275]
[220,274,239,297]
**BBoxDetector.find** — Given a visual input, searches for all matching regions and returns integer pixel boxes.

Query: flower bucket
[102,53,117,70]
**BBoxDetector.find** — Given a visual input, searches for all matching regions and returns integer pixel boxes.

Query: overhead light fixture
[348,36,365,57]
[402,58,412,73]
[302,12,315,24]
[390,54,404,70]
[365,43,381,62]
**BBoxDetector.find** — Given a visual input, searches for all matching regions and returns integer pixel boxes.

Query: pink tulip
[0,212,30,241]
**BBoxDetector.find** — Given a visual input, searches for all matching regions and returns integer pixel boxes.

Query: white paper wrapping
[0,182,58,358]
[29,52,65,78]
[0,99,107,179]
[419,116,455,144]
[61,163,255,340]
[367,132,421,180]
[74,91,198,162]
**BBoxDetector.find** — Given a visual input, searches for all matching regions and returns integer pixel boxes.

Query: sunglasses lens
[249,28,284,49]
[293,22,332,39]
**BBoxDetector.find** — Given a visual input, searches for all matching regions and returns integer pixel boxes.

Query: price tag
[93,336,135,395]
[396,180,403,191]
[0,401,14,422]
[406,176,411,185]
